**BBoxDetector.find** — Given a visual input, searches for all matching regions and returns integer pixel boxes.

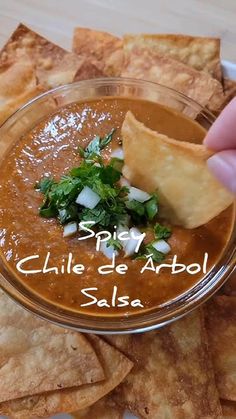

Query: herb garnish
[78,128,116,160]
[36,129,172,261]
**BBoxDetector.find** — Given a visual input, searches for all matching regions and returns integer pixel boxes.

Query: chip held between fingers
[122,111,234,228]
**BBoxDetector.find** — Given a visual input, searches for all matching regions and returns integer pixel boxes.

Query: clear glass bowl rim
[0,77,235,334]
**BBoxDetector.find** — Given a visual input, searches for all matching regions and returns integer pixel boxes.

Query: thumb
[207,150,236,194]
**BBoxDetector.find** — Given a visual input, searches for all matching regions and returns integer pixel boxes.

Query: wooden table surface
[0,0,236,62]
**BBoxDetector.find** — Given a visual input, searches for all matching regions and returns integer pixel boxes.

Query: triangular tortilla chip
[73,27,123,76]
[73,59,105,81]
[0,60,43,126]
[0,290,104,403]
[72,396,123,419]
[123,34,222,80]
[0,335,133,418]
[206,296,236,401]
[106,310,222,418]
[221,399,236,417]
[0,24,84,126]
[122,111,233,228]
[219,78,236,111]
[1,24,84,89]
[121,47,224,112]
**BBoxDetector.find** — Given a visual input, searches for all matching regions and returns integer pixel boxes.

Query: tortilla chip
[121,47,224,112]
[221,400,236,417]
[0,24,84,126]
[123,34,222,80]
[223,78,236,97]
[72,396,123,419]
[73,27,123,76]
[0,60,44,126]
[1,23,83,89]
[73,59,105,81]
[0,290,104,403]
[106,310,222,418]
[206,296,236,401]
[0,335,133,418]
[122,111,233,228]
[219,78,236,111]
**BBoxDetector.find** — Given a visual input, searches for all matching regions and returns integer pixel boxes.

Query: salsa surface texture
[0,97,233,315]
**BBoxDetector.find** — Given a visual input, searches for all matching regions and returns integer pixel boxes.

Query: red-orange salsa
[0,97,233,315]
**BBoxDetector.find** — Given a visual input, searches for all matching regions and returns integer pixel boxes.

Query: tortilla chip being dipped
[73,27,123,76]
[0,335,133,418]
[122,111,233,228]
[123,34,222,80]
[0,290,104,403]
[206,296,236,401]
[106,310,222,418]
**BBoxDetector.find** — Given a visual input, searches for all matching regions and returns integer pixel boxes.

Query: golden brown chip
[72,396,123,419]
[122,111,233,228]
[106,310,222,418]
[73,27,123,76]
[219,78,236,111]
[221,400,236,417]
[0,290,104,403]
[73,59,105,81]
[0,60,44,126]
[123,34,222,80]
[206,296,236,401]
[0,24,84,126]
[121,47,224,112]
[0,335,133,418]
[1,23,83,89]
[223,78,236,97]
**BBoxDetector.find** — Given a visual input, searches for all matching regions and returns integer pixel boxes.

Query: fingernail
[207,154,236,194]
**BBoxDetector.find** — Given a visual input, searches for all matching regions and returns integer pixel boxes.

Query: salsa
[0,97,234,315]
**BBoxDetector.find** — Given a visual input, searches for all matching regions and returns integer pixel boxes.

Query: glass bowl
[0,78,235,334]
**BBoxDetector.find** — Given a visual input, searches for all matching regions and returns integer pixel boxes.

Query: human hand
[204,97,236,194]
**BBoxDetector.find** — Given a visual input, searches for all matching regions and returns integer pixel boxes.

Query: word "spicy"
[78,221,145,253]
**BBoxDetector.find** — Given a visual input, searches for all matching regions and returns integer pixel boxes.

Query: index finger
[204,97,236,151]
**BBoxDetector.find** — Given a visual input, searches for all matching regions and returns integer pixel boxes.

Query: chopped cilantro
[145,194,158,220]
[110,157,124,172]
[36,128,172,262]
[78,128,116,160]
[100,128,116,149]
[107,237,123,251]
[99,165,121,185]
[135,243,165,263]
[154,223,172,240]
[35,177,55,194]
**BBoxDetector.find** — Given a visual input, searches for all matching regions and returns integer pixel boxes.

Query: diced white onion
[100,242,118,259]
[76,186,101,209]
[63,222,77,237]
[120,177,130,188]
[111,148,124,159]
[152,240,171,254]
[124,227,143,257]
[128,186,150,203]
[117,225,130,249]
